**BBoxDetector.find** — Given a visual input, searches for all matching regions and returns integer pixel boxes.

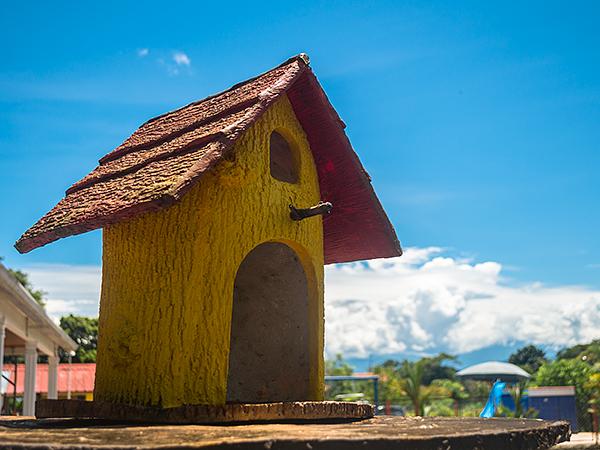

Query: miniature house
[16,54,401,409]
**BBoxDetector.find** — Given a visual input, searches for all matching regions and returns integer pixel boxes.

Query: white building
[0,262,77,415]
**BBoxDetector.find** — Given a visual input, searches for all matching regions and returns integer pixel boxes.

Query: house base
[1,415,569,449]
[35,399,373,424]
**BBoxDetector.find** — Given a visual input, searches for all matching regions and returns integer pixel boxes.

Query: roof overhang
[0,263,78,353]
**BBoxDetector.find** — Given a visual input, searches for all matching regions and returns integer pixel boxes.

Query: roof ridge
[167,61,309,199]
[96,55,309,167]
[134,54,309,131]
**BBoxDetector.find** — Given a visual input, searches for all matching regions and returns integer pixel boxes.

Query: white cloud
[137,48,149,57]
[325,247,600,358]
[172,51,191,66]
[22,264,101,321]
[156,51,192,76]
[19,248,600,359]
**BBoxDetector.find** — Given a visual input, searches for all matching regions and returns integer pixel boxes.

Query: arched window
[269,131,299,183]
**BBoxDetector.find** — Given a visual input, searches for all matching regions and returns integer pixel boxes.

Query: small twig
[289,201,333,221]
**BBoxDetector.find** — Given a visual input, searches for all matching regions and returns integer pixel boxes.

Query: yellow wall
[95,95,324,408]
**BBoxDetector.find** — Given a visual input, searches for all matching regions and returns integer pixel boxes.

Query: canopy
[456,361,531,383]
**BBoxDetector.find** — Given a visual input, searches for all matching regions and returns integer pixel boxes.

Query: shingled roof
[15,54,401,264]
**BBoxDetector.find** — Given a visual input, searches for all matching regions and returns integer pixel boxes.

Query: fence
[325,380,597,432]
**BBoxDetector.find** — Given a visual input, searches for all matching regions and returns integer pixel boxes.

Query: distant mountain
[341,342,558,373]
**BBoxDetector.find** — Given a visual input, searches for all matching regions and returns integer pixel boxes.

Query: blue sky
[2,1,600,363]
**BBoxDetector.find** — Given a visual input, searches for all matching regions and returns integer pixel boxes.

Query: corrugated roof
[15,54,401,264]
[2,363,95,394]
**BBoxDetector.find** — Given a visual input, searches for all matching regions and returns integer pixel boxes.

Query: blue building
[528,386,578,432]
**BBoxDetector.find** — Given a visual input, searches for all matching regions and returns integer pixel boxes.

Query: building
[527,386,578,431]
[0,263,77,415]
[15,54,401,409]
[2,363,95,408]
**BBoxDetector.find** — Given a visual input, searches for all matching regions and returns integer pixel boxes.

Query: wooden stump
[36,399,373,424]
[0,415,570,449]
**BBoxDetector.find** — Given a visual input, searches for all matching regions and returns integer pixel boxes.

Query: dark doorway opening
[227,242,310,403]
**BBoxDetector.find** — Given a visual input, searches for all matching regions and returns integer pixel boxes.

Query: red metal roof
[15,54,401,264]
[353,372,378,378]
[2,363,95,394]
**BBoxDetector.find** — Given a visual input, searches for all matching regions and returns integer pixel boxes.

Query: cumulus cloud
[325,247,600,358]
[172,51,191,66]
[20,248,600,359]
[137,48,149,57]
[155,51,192,75]
[22,264,101,321]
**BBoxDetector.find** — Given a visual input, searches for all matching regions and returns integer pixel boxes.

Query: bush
[534,359,594,430]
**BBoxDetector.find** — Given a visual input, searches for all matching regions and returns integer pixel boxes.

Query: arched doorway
[226,242,310,403]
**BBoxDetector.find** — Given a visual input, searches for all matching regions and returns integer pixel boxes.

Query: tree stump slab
[0,414,570,449]
[35,399,373,424]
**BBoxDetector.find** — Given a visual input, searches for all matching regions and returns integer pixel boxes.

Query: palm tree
[399,360,429,416]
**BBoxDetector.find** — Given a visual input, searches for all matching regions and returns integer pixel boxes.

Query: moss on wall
[94,95,324,407]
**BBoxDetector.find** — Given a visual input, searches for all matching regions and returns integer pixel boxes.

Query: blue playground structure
[480,380,506,418]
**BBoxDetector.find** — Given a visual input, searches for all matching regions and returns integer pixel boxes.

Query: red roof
[15,54,401,264]
[2,363,95,394]
[353,372,378,378]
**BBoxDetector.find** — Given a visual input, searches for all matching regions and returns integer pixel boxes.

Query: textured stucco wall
[94,95,324,408]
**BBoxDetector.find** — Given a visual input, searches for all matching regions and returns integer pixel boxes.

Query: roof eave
[0,263,78,352]
[14,58,311,255]
[286,68,402,264]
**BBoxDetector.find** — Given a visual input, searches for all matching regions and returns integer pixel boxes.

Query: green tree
[535,359,594,430]
[557,340,600,365]
[376,353,457,386]
[585,372,600,432]
[325,354,362,400]
[325,354,353,376]
[373,364,405,404]
[431,379,469,416]
[59,315,98,363]
[509,345,547,373]
[420,353,458,384]
[373,355,458,415]
[498,380,538,418]
[398,360,429,416]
